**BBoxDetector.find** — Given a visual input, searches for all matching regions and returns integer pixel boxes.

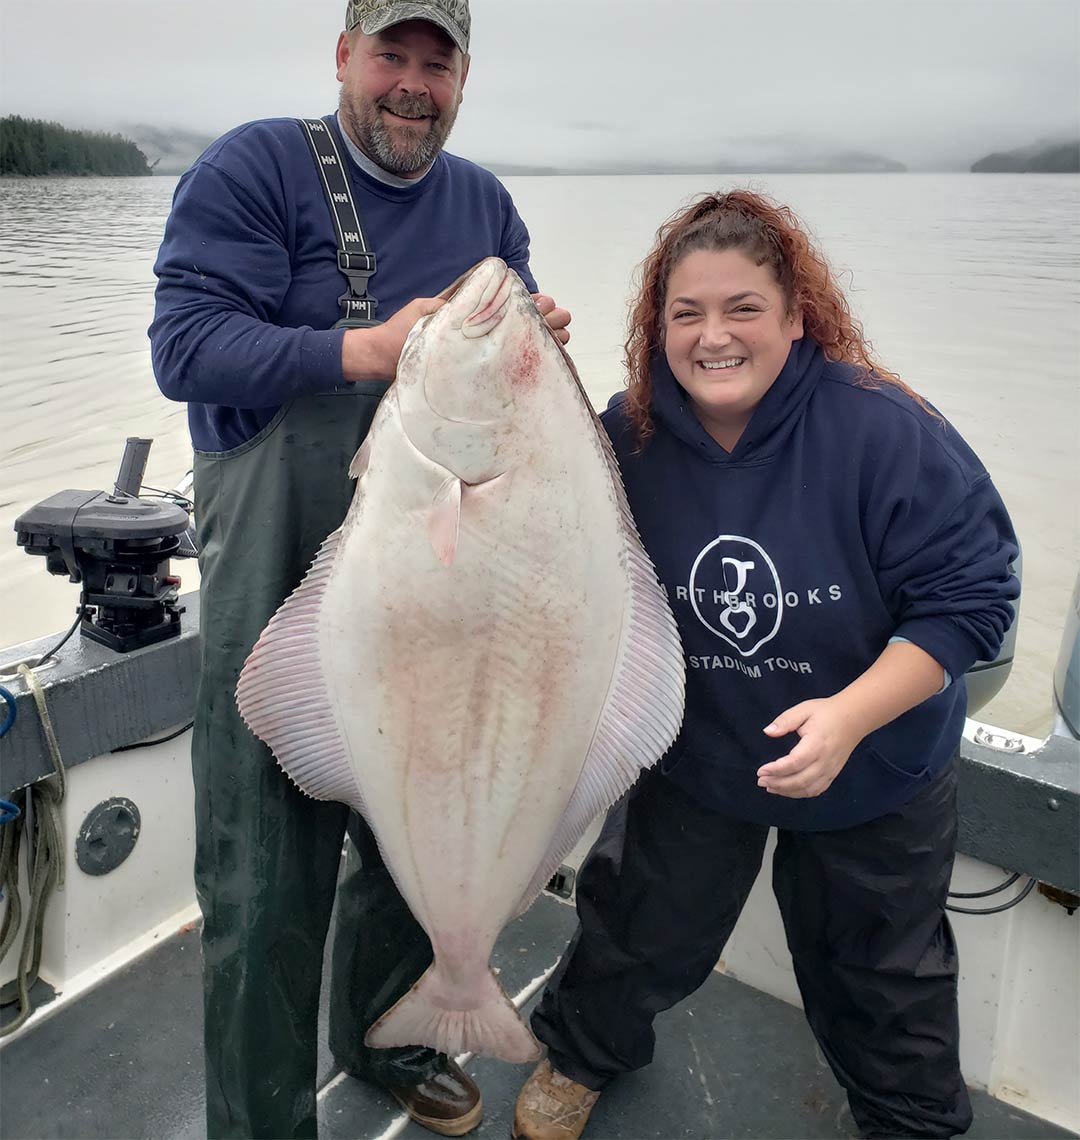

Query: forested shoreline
[0,116,152,176]
[971,140,1080,173]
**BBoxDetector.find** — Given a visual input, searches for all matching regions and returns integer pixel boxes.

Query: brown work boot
[512,1059,600,1140]
[382,1059,483,1137]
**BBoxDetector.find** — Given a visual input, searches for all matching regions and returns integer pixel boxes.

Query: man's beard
[340,90,460,177]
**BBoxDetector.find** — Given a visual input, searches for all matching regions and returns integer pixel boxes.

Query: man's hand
[532,294,572,345]
[341,291,571,381]
[341,296,444,382]
[755,697,864,799]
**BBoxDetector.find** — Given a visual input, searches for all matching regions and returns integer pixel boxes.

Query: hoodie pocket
[868,745,930,784]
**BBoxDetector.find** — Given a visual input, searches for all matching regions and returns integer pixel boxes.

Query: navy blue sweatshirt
[150,115,537,452]
[601,339,1020,830]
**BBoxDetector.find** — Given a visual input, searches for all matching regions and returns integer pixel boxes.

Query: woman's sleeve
[871,418,1020,682]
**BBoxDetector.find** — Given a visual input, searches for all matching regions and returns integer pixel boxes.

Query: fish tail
[365,965,541,1063]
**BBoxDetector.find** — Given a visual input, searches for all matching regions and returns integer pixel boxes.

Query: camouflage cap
[345,0,471,55]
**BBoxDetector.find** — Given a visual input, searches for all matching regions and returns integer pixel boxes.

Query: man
[150,3,570,1137]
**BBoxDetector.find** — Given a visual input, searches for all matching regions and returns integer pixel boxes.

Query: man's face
[336,20,469,178]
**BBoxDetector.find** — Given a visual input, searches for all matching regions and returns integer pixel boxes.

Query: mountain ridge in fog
[971,135,1080,173]
[119,121,1080,178]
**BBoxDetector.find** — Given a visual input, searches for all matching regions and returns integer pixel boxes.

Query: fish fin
[365,964,541,1064]
[348,437,372,480]
[514,428,686,916]
[428,476,462,566]
[235,528,367,814]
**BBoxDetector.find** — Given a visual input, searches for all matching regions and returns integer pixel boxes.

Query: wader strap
[298,117,380,329]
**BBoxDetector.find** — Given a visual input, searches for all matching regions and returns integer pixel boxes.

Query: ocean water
[1,172,1077,734]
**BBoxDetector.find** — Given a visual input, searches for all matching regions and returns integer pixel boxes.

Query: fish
[235,257,685,1063]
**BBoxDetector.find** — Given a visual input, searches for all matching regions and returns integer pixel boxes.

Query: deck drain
[76,798,141,875]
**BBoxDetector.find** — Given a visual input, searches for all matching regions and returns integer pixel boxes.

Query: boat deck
[1,895,1074,1140]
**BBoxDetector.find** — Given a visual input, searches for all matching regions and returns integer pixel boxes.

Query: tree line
[1,116,152,177]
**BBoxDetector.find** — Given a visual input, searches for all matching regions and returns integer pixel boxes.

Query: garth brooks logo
[672,535,843,660]
[685,536,783,656]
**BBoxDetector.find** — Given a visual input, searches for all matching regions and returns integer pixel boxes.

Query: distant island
[0,116,152,176]
[971,138,1079,173]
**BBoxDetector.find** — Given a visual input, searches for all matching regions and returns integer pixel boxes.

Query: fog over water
[2,0,1078,172]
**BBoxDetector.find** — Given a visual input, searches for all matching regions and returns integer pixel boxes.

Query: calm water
[1,173,1077,734]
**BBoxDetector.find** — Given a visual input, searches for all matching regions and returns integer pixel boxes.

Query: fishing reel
[14,438,195,653]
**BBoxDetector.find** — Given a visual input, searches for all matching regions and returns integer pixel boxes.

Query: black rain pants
[532,763,973,1139]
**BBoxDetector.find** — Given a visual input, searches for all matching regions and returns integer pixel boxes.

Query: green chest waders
[192,119,441,1140]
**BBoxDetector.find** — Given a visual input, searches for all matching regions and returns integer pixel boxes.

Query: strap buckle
[335,249,379,327]
[334,296,380,329]
[337,250,376,275]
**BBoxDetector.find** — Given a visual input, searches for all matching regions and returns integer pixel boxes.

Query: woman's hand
[532,294,572,345]
[755,640,947,799]
[756,697,864,798]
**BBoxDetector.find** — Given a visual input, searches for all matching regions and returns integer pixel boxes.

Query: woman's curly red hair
[623,189,934,438]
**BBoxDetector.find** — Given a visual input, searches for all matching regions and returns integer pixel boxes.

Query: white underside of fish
[236,262,685,1063]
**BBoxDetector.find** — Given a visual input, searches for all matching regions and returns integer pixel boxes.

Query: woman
[513,191,1019,1140]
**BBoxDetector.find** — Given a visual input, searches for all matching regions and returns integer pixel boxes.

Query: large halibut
[236,258,685,1063]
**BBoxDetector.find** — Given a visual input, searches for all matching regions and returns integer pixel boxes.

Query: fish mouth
[417,258,516,428]
[461,262,514,339]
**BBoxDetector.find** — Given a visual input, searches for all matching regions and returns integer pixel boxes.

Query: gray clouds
[2,0,1077,169]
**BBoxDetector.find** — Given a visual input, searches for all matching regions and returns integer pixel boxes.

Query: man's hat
[345,0,471,55]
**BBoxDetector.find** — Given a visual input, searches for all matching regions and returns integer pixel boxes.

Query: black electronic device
[14,439,191,653]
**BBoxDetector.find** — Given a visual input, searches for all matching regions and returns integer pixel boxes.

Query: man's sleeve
[499,198,538,294]
[150,159,346,408]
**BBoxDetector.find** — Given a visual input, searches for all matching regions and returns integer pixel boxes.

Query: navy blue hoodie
[601,338,1019,830]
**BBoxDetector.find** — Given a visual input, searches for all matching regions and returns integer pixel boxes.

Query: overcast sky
[2,0,1077,169]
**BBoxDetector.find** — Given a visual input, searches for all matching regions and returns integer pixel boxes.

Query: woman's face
[663,247,803,449]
